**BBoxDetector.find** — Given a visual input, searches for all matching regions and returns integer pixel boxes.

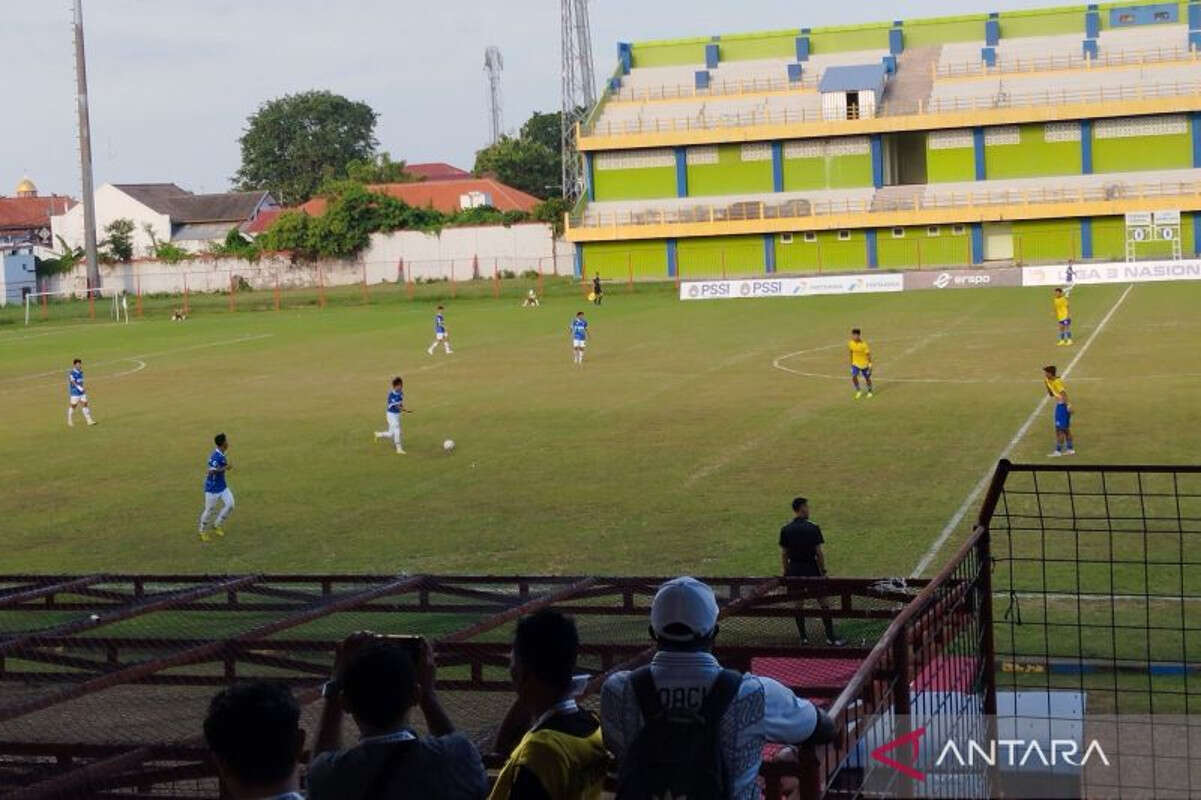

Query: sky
[2,0,1055,198]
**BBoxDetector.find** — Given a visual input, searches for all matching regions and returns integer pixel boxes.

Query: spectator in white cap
[601,576,835,800]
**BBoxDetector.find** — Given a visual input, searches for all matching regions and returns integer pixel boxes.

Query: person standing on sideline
[571,312,589,365]
[198,433,234,542]
[427,305,453,355]
[848,329,873,399]
[373,377,409,455]
[67,358,97,427]
[779,497,845,646]
[1043,365,1076,457]
[592,273,603,305]
[1053,288,1072,346]
[1063,260,1075,297]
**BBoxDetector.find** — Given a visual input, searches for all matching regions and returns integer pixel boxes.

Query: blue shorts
[851,365,871,378]
[1058,317,1070,326]
[1054,403,1071,430]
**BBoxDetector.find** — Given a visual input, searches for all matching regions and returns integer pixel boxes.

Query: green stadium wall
[986,124,1082,179]
[592,165,677,201]
[783,149,874,191]
[927,139,976,183]
[775,230,868,272]
[581,240,668,278]
[717,30,800,61]
[877,226,973,268]
[678,235,765,277]
[1092,129,1193,173]
[687,144,774,196]
[1012,219,1079,262]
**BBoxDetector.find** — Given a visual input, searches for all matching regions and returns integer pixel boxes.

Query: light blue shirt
[571,317,588,341]
[386,389,403,413]
[68,368,85,397]
[601,650,818,800]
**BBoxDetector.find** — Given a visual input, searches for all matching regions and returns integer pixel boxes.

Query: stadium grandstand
[568,2,1201,276]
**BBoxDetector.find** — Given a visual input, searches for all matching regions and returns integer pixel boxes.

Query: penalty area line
[910,283,1135,578]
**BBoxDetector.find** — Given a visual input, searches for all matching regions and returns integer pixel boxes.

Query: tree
[473,134,558,199]
[519,111,561,156]
[344,152,419,184]
[233,90,379,204]
[35,235,84,277]
[101,218,135,262]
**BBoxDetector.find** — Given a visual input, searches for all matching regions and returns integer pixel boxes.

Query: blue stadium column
[666,238,678,278]
[771,142,784,192]
[973,128,986,181]
[1194,213,1201,256]
[870,135,884,189]
[865,229,879,269]
[1081,120,1093,175]
[584,152,596,201]
[889,22,904,55]
[763,234,776,273]
[1192,112,1201,167]
[985,12,1000,46]
[573,244,583,279]
[970,223,984,265]
[1080,218,1093,259]
[674,147,688,198]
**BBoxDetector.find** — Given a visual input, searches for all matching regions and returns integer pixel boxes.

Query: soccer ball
[443,439,455,453]
[587,292,597,302]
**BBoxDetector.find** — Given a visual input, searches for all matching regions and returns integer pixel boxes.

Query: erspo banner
[1023,259,1201,287]
[679,273,904,301]
[905,268,1022,290]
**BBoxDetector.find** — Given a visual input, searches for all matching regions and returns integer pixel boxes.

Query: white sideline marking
[910,283,1135,578]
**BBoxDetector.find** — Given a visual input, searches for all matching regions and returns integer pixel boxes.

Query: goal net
[24,288,128,325]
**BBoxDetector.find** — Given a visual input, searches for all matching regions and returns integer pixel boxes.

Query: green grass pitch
[2,278,1199,579]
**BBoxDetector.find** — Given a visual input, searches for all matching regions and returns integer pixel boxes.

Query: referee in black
[779,497,845,646]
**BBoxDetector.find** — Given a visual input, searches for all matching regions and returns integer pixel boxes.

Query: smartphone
[377,634,425,664]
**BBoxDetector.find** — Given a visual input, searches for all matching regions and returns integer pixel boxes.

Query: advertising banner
[905,268,1022,290]
[1022,260,1201,287]
[679,273,904,301]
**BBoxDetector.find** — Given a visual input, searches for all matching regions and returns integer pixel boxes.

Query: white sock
[82,407,93,422]
[444,343,452,353]
[67,407,74,424]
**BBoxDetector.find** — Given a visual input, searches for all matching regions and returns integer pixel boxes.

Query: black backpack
[615,666,743,800]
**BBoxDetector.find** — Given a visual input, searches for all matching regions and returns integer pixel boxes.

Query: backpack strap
[630,665,663,720]
[699,669,742,726]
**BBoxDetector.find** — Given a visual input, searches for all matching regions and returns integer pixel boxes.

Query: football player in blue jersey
[571,312,589,365]
[373,377,410,454]
[67,358,97,427]
[426,305,453,355]
[198,433,234,542]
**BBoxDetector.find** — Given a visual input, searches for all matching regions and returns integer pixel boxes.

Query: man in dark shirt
[779,497,845,646]
[592,274,603,305]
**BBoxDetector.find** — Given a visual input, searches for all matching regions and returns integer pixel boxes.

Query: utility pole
[484,46,504,145]
[73,0,100,292]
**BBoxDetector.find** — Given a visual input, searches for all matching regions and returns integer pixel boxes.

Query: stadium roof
[818,64,888,95]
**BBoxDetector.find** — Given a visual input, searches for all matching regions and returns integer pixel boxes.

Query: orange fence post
[816,243,823,273]
[40,290,48,320]
[406,263,415,300]
[183,273,190,315]
[627,252,634,290]
[274,274,281,311]
[916,240,923,270]
[136,275,143,317]
[721,250,727,279]
[493,259,501,299]
[318,264,326,309]
[229,272,236,312]
[361,262,369,304]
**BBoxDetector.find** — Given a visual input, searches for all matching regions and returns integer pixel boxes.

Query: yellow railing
[935,43,1198,80]
[584,79,1201,137]
[570,179,1201,230]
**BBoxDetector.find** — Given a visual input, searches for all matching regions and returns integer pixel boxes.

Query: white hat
[651,576,719,642]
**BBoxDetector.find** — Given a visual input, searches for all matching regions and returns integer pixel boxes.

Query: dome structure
[15,177,37,197]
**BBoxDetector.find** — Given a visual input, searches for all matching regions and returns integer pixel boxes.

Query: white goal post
[24,288,129,325]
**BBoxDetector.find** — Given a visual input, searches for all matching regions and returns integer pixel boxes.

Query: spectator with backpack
[601,576,836,800]
[307,633,487,800]
[489,610,610,799]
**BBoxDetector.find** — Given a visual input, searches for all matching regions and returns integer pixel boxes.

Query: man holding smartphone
[308,632,487,799]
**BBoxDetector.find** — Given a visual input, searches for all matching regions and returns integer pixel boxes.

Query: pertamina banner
[679,273,904,301]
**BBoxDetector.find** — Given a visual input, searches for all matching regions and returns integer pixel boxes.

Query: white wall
[50,184,172,257]
[43,223,573,296]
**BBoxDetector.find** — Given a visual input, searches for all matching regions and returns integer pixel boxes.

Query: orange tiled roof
[0,195,76,231]
[299,179,542,217]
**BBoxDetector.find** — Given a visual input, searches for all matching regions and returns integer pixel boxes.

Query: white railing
[936,44,1197,80]
[613,74,818,103]
[584,79,1201,136]
[570,180,1201,230]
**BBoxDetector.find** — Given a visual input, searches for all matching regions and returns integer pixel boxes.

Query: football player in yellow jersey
[1053,288,1072,346]
[1043,365,1075,457]
[848,328,873,399]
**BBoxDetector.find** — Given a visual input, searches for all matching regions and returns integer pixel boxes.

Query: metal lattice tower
[484,46,504,145]
[560,0,597,200]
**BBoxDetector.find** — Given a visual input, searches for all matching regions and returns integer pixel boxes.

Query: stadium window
[891,227,905,239]
[837,230,852,241]
[780,233,794,245]
[803,231,817,243]
[927,226,941,237]
[951,224,966,236]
